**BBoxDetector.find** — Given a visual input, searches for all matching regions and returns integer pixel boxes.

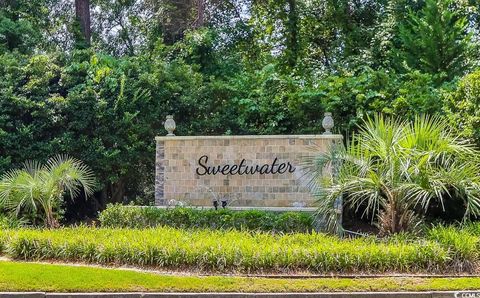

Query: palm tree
[304,114,480,235]
[0,155,95,228]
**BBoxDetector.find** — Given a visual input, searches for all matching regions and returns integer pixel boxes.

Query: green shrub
[0,214,25,229]
[98,204,314,233]
[465,222,480,236]
[0,227,450,273]
[0,214,25,254]
[444,70,480,146]
[427,225,479,270]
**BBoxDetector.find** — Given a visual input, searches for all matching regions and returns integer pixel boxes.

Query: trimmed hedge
[0,227,451,273]
[98,204,315,233]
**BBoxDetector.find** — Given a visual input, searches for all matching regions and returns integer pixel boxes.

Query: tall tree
[398,0,471,82]
[194,0,205,28]
[154,0,207,45]
[0,0,46,53]
[92,0,154,56]
[249,0,301,71]
[285,0,299,69]
[75,0,91,45]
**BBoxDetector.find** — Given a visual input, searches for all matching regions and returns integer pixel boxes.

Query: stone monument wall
[155,135,342,208]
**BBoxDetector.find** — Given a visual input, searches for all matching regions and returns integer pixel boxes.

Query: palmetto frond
[0,155,96,228]
[300,141,344,193]
[305,114,480,234]
[0,169,40,215]
[45,155,96,200]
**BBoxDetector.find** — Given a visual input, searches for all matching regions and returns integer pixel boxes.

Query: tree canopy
[0,0,479,215]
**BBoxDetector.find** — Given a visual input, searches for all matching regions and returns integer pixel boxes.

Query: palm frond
[304,113,480,234]
[0,155,96,228]
[46,154,96,200]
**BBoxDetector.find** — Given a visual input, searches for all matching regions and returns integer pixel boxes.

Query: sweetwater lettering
[195,155,296,176]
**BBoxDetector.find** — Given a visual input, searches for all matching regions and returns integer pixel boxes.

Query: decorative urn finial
[164,115,176,136]
[322,112,334,135]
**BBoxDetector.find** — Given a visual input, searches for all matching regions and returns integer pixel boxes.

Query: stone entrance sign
[155,134,342,209]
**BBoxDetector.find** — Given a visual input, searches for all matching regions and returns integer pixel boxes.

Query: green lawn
[0,260,479,292]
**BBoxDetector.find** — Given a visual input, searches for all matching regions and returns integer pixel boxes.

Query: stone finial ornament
[322,112,334,135]
[164,115,176,136]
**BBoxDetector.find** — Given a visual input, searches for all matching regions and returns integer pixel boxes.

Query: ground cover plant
[99,204,314,233]
[2,225,479,274]
[2,260,480,292]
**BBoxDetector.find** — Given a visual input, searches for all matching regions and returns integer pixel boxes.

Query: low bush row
[98,204,315,233]
[1,225,479,273]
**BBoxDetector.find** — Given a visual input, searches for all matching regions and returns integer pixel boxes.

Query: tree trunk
[194,0,205,28]
[285,0,299,69]
[390,199,397,233]
[378,188,400,235]
[110,179,126,204]
[44,204,59,229]
[75,0,91,44]
[162,0,194,45]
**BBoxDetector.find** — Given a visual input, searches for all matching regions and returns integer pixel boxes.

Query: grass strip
[0,260,480,292]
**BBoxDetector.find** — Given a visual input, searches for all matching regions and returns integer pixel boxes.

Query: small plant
[0,155,96,228]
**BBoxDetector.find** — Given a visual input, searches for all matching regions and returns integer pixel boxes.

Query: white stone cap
[155,134,343,141]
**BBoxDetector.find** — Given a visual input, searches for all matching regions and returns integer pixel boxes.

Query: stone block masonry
[155,135,343,208]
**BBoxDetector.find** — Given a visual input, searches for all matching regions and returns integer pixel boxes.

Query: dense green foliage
[0,0,480,219]
[305,115,480,235]
[99,204,314,233]
[428,225,479,269]
[2,224,480,273]
[0,227,449,273]
[397,0,472,82]
[0,214,24,229]
[444,70,480,145]
[0,50,205,208]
